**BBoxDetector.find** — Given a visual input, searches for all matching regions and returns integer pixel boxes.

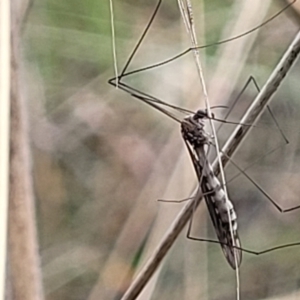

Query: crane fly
[107,1,300,299]
[181,109,242,269]
[109,0,300,271]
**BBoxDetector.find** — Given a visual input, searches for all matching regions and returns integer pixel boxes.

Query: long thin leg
[186,231,300,256]
[157,189,215,203]
[115,2,296,79]
[216,76,295,212]
[223,151,300,213]
[217,75,289,144]
[109,0,296,121]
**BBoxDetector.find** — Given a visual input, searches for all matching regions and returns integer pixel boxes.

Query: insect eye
[195,110,206,119]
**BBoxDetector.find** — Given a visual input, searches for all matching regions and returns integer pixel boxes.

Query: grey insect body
[181,109,242,269]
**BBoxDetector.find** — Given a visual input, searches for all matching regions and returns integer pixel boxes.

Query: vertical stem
[8,0,44,299]
[0,0,10,298]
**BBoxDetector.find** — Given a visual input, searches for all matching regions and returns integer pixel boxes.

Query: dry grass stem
[8,0,44,299]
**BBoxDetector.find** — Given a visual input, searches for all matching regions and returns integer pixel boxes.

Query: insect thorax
[181,114,209,147]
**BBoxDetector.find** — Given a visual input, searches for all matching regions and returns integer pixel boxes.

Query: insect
[109,0,300,298]
[181,109,242,269]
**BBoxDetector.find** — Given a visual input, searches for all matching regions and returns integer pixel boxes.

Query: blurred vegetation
[23,0,300,299]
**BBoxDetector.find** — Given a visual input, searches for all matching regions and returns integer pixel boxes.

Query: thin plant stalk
[0,0,10,299]
[8,0,44,299]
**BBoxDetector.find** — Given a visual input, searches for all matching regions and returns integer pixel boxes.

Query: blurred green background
[23,0,300,299]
